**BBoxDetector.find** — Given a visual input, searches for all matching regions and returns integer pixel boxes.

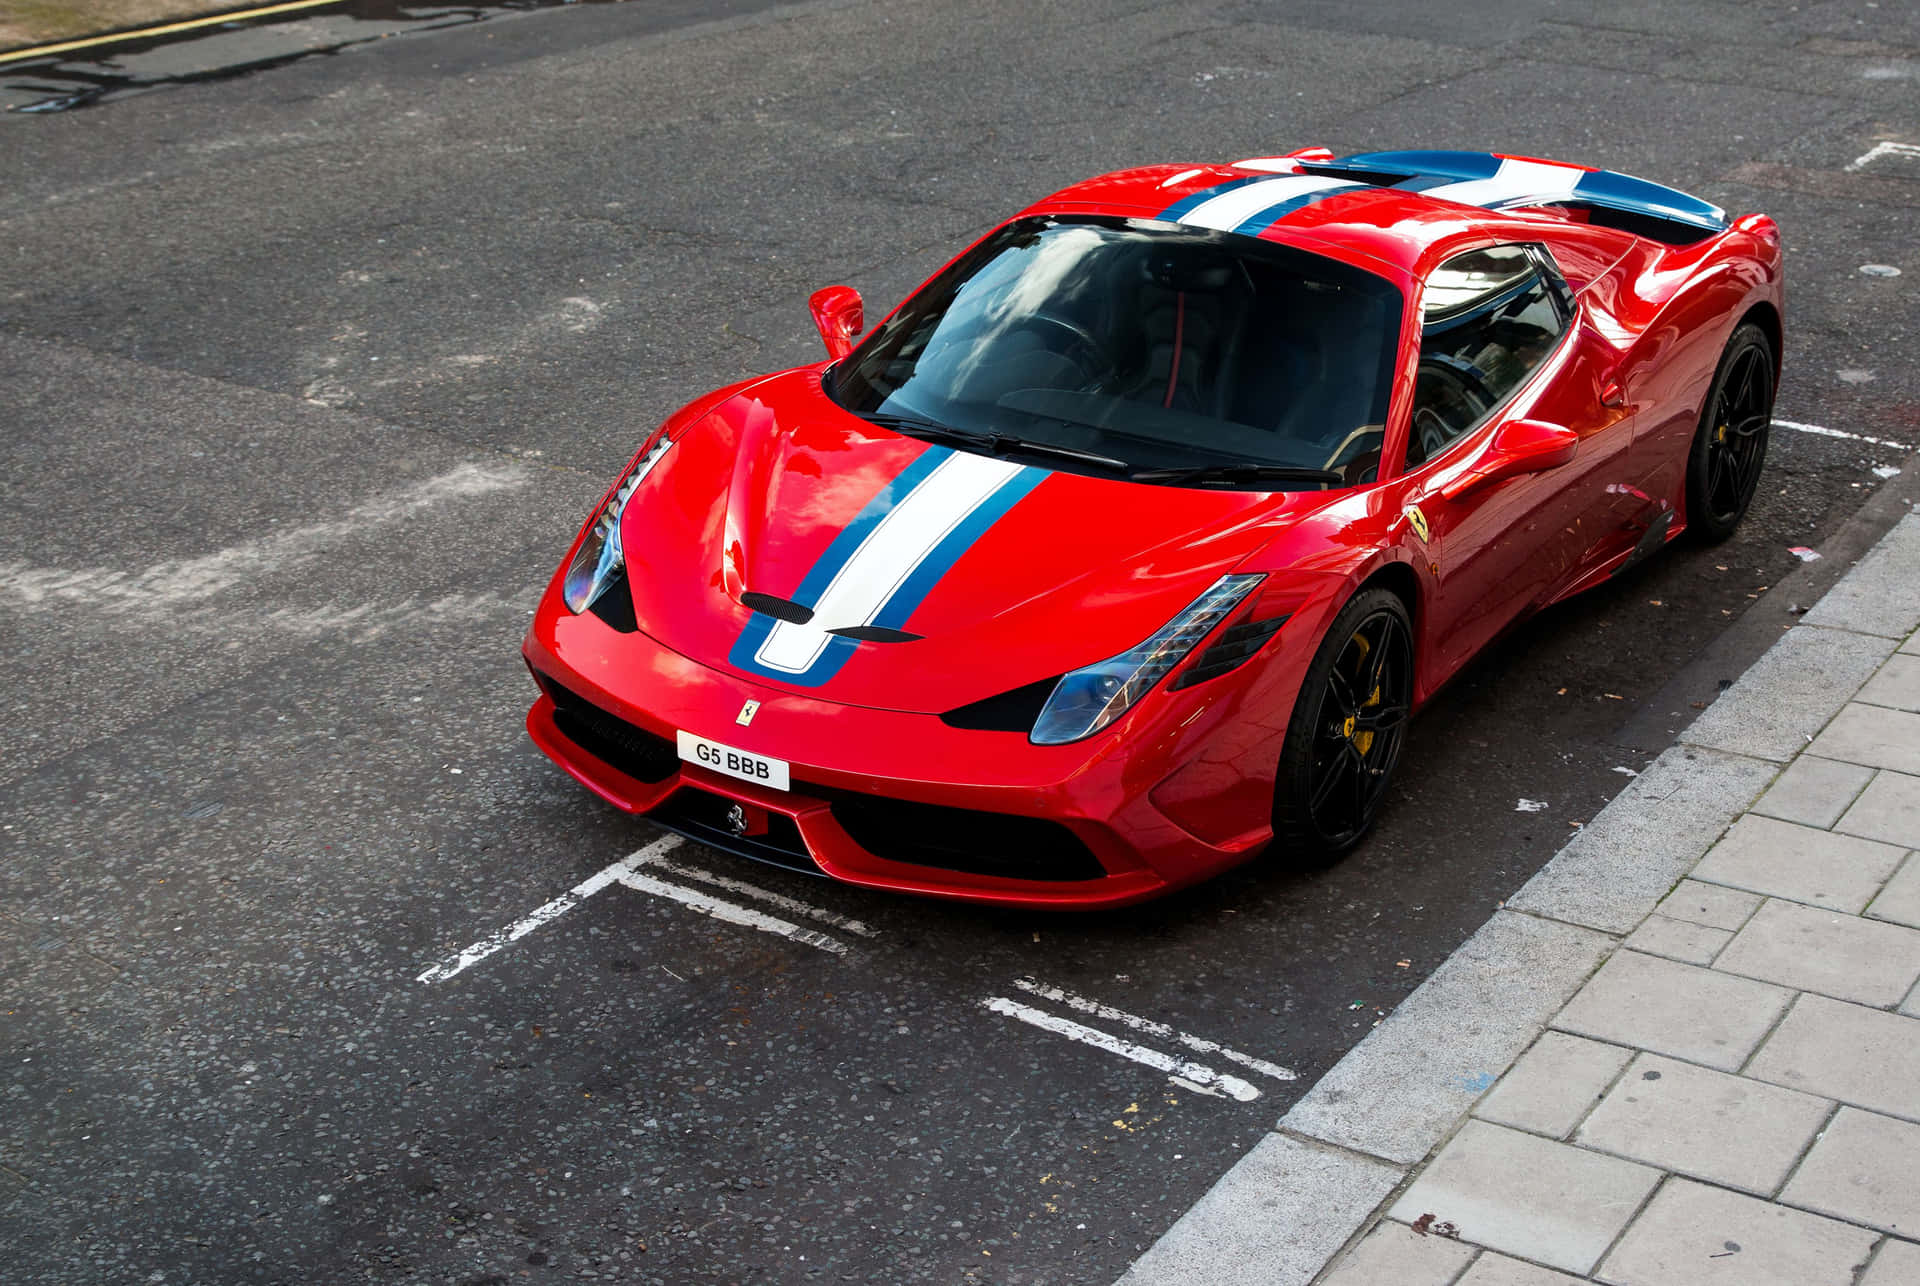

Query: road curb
[1117,506,1920,1286]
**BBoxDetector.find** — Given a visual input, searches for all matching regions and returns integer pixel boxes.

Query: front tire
[1271,587,1413,862]
[1686,323,1775,542]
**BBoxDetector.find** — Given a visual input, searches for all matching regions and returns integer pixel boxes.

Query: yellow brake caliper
[1347,635,1381,755]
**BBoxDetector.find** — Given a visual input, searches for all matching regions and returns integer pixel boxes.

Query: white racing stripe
[1773,417,1912,451]
[638,852,878,938]
[1012,978,1296,1082]
[1176,174,1358,231]
[1421,156,1581,210]
[612,869,849,955]
[755,451,1027,674]
[983,998,1262,1102]
[417,836,684,983]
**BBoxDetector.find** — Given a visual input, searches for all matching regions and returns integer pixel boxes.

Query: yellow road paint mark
[0,0,344,66]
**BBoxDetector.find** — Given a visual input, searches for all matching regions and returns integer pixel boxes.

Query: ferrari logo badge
[1406,505,1430,544]
[736,699,760,727]
[725,804,749,837]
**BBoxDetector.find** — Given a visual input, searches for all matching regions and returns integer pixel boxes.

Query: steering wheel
[1014,313,1118,389]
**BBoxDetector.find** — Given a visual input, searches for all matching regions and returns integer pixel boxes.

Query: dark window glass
[1407,245,1568,467]
[828,217,1405,487]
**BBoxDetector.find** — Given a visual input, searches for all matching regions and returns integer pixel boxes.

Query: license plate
[676,730,790,792]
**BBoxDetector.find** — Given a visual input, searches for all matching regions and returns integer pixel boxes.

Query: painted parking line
[1773,417,1912,452]
[1010,977,1296,1083]
[1845,141,1920,173]
[418,835,866,982]
[417,836,685,983]
[637,850,878,938]
[982,998,1262,1103]
[610,869,849,954]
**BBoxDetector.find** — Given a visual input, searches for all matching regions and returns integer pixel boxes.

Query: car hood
[620,368,1321,714]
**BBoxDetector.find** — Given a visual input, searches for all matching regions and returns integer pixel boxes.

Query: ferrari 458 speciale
[522,147,1783,908]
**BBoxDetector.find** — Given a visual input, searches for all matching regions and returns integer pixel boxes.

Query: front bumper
[520,601,1304,910]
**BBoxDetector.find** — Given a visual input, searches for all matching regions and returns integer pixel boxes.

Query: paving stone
[1116,1133,1401,1286]
[1810,704,1920,776]
[1387,1120,1660,1275]
[1751,756,1877,829]
[1456,1254,1586,1285]
[1685,624,1896,761]
[1624,914,1732,965]
[1553,951,1791,1071]
[1780,1106,1920,1237]
[1715,899,1920,1008]
[1319,1220,1477,1286]
[1838,770,1920,849]
[1506,747,1776,934]
[1907,980,1920,1019]
[1747,994,1920,1123]
[1903,629,1920,656]
[1868,855,1920,930]
[1801,513,1920,640]
[1474,1032,1632,1139]
[1596,1177,1879,1285]
[1859,654,1920,713]
[1656,879,1762,932]
[1281,912,1615,1166]
[1860,1238,1920,1286]
[1692,815,1907,914]
[1574,1053,1831,1196]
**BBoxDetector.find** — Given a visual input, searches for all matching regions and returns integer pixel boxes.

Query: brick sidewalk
[1123,515,1920,1286]
[1325,626,1920,1282]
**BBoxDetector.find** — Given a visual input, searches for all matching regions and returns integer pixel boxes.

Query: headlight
[562,435,674,614]
[1030,573,1265,745]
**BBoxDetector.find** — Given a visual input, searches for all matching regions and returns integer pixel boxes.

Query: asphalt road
[4,1,1919,1282]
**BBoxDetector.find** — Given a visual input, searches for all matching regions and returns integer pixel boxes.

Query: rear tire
[1686,323,1774,543]
[1271,587,1413,863]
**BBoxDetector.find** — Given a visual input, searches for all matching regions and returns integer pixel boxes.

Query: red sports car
[522,148,1783,909]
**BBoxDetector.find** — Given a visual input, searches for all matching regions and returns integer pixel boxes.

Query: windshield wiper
[861,412,1129,473]
[1129,462,1344,488]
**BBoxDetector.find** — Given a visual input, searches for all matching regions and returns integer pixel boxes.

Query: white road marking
[611,870,849,955]
[1773,418,1913,451]
[638,852,878,938]
[1845,140,1920,172]
[982,998,1262,1102]
[0,462,526,612]
[417,836,684,983]
[1011,978,1296,1082]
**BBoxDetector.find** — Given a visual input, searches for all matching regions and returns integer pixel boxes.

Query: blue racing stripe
[1232,185,1355,236]
[1158,173,1279,221]
[870,466,1048,632]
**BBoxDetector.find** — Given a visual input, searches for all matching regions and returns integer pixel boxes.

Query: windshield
[828,216,1405,487]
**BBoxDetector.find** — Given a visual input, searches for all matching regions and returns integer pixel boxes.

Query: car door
[1391,243,1635,679]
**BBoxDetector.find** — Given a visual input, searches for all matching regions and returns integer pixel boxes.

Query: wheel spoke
[1309,747,1353,812]
[1326,667,1360,717]
[1360,618,1396,696]
[1356,703,1409,733]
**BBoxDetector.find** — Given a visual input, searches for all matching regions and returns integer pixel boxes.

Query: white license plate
[675,730,790,792]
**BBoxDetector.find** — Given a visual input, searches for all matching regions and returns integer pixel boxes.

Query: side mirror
[808,285,864,360]
[1440,418,1578,501]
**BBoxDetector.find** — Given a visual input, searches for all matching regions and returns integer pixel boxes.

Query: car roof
[1020,150,1727,279]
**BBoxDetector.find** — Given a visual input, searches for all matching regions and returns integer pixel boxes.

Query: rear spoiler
[1236,148,1730,244]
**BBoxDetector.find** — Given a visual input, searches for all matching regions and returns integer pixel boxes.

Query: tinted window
[1407,245,1567,467]
[829,217,1405,486]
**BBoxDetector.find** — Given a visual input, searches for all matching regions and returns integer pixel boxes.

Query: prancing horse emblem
[736,699,761,727]
[1406,505,1430,544]
[725,803,749,837]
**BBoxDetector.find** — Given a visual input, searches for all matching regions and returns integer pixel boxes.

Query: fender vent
[1171,614,1288,690]
[741,591,813,624]
[940,676,1062,732]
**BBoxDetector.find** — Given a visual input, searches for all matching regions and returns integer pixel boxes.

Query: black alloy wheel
[1272,587,1413,861]
[1687,323,1775,542]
